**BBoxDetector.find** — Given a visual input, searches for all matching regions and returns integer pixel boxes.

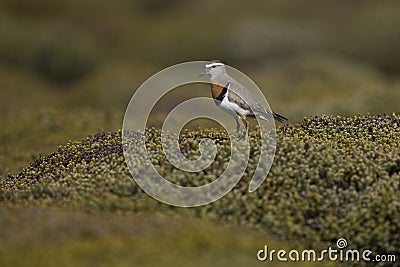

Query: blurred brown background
[1,0,400,174]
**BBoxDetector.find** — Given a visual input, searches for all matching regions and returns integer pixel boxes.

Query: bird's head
[199,60,226,78]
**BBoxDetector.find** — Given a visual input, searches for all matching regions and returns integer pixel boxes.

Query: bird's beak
[198,70,208,77]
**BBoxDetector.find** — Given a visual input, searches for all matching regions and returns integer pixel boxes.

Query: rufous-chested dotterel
[199,60,288,140]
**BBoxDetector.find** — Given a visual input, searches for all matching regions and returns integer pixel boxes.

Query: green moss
[1,114,399,265]
[0,109,123,175]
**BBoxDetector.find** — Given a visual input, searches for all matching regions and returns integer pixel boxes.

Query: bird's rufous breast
[210,83,225,100]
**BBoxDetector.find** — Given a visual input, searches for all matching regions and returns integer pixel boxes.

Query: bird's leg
[244,120,249,141]
[240,115,249,141]
[234,115,241,137]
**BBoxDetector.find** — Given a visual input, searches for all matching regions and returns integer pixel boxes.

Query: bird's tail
[258,111,288,123]
[273,112,288,123]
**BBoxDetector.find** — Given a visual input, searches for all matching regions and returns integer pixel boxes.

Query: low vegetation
[1,114,399,266]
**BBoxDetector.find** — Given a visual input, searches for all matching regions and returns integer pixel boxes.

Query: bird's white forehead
[206,62,224,68]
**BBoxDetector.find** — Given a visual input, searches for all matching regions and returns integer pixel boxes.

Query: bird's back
[211,74,272,117]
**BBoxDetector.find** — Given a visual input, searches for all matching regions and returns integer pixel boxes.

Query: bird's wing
[225,79,272,115]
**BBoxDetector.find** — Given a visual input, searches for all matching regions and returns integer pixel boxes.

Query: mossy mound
[1,114,399,261]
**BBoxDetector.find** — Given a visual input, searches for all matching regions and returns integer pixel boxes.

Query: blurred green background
[1,0,400,174]
[0,1,399,266]
[1,0,400,118]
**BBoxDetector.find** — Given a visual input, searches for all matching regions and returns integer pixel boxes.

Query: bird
[199,60,287,140]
